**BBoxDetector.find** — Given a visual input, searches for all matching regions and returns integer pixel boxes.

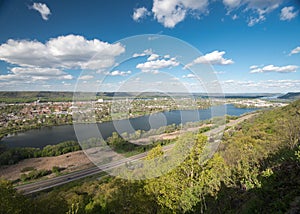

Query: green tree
[145,144,163,160]
[32,194,69,214]
[0,180,29,214]
[105,179,157,214]
[145,134,229,213]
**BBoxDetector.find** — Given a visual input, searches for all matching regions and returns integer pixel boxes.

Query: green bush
[21,166,35,172]
[52,166,65,175]
[0,141,81,166]
[20,169,51,182]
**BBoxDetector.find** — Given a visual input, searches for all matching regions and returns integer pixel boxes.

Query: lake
[1,104,258,148]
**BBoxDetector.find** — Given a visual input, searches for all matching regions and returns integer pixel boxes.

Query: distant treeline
[0,91,286,103]
[0,91,107,103]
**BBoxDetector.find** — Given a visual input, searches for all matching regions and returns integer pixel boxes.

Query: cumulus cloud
[0,34,125,70]
[185,50,234,68]
[0,67,72,83]
[109,70,132,76]
[280,6,298,21]
[0,35,125,86]
[0,74,26,81]
[248,11,266,26]
[223,0,241,8]
[232,14,238,20]
[152,0,209,28]
[132,49,153,58]
[136,58,179,73]
[78,75,94,80]
[133,7,150,21]
[147,54,160,61]
[31,2,51,20]
[290,46,300,55]
[223,0,282,10]
[182,74,196,78]
[140,0,287,28]
[223,0,283,26]
[250,64,298,73]
[214,71,226,74]
[221,79,300,92]
[11,67,72,78]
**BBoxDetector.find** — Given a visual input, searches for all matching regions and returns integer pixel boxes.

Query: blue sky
[0,0,299,93]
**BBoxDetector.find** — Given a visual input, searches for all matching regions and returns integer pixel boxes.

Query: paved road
[16,151,148,195]
[16,113,256,195]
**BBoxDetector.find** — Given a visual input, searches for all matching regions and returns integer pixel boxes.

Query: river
[0,104,258,148]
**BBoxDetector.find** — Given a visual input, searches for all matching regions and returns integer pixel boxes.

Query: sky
[0,0,299,93]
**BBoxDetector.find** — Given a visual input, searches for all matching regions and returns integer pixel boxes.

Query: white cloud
[248,11,266,26]
[223,0,241,8]
[0,34,125,70]
[250,65,298,73]
[185,50,234,68]
[136,58,179,72]
[223,0,283,26]
[152,0,209,28]
[109,70,132,76]
[78,75,94,80]
[224,79,235,84]
[147,54,160,61]
[0,67,72,83]
[0,74,24,81]
[221,79,300,92]
[11,67,65,77]
[171,77,179,81]
[0,35,125,88]
[141,0,287,28]
[214,71,226,74]
[182,73,196,78]
[133,7,150,21]
[31,2,51,20]
[224,0,282,10]
[132,49,153,58]
[62,81,72,86]
[232,14,238,20]
[280,6,298,21]
[290,46,300,55]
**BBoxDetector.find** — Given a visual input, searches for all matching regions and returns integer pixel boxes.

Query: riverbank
[1,104,257,148]
[0,98,214,141]
[0,112,258,184]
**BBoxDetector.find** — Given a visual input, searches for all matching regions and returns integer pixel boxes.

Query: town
[0,97,287,140]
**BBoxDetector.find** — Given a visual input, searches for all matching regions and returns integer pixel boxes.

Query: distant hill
[0,91,74,99]
[0,91,97,103]
[103,92,279,99]
[0,91,281,103]
[278,92,300,100]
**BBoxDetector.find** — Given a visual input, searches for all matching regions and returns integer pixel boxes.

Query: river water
[0,104,257,148]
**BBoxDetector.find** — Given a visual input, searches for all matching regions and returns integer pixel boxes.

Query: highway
[15,113,256,195]
[15,151,149,195]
